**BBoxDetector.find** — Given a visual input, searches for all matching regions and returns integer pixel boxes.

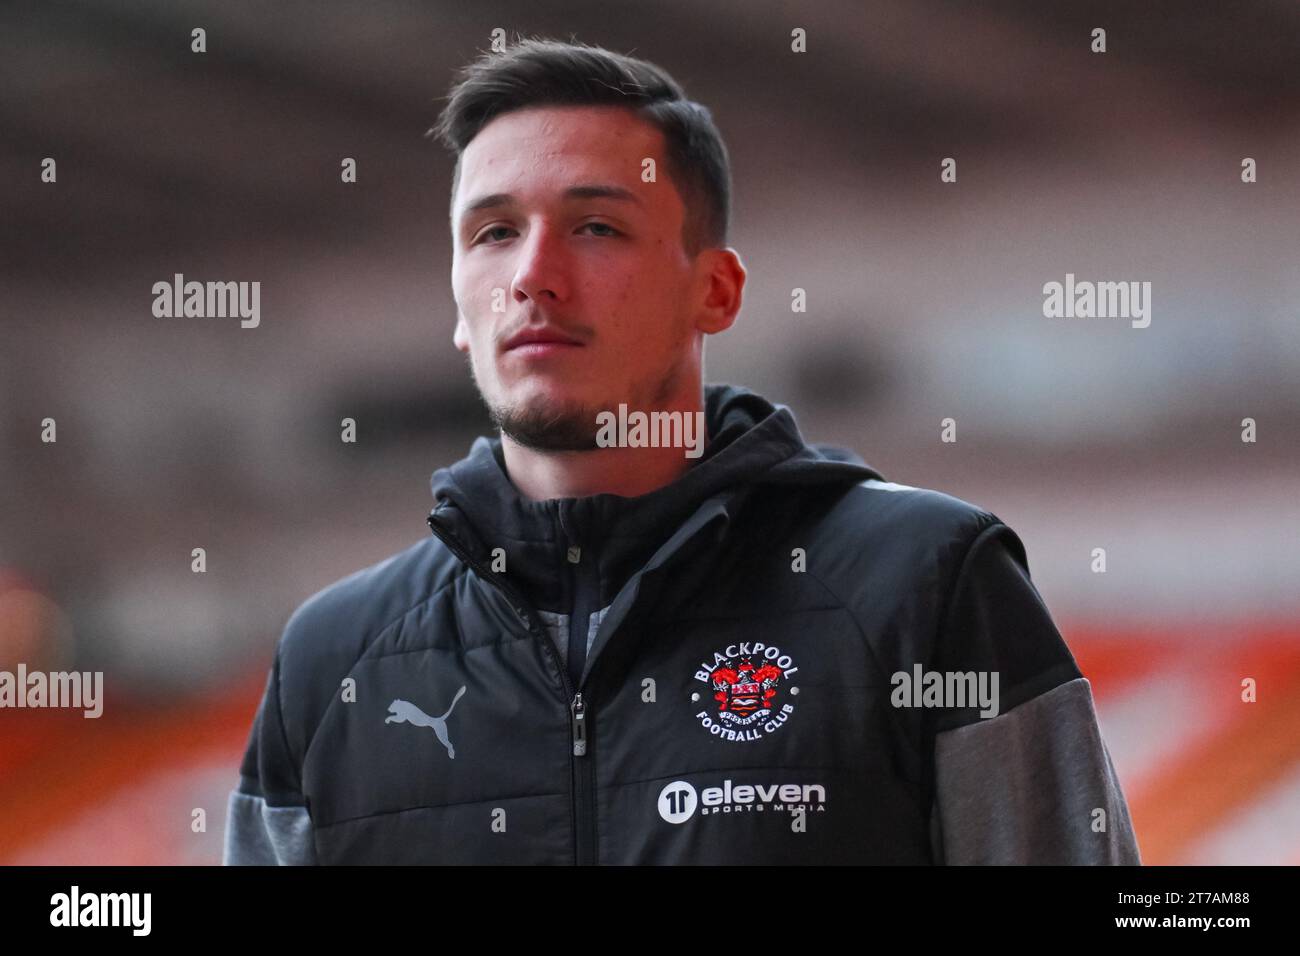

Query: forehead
[456,105,669,202]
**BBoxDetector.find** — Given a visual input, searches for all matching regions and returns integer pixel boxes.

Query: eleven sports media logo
[658,778,828,822]
[692,641,799,741]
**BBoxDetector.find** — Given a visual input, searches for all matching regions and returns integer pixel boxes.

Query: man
[223,37,1141,865]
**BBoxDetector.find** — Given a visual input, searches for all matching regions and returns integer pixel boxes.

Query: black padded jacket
[223,383,1141,865]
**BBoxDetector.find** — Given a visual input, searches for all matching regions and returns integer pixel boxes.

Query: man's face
[450,105,706,450]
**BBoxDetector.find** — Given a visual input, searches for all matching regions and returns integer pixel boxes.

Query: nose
[510,220,569,304]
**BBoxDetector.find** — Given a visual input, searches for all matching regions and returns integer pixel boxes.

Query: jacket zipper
[427,508,595,865]
[562,527,600,866]
[569,690,595,864]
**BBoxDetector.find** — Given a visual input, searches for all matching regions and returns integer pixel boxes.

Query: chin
[489,384,606,452]
[506,379,597,415]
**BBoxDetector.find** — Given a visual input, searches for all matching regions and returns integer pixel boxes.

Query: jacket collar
[427,383,883,613]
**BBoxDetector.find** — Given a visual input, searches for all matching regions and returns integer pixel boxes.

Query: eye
[472,221,622,245]
[580,221,622,237]
[474,225,516,245]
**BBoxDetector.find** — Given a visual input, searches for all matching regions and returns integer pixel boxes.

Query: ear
[453,314,470,353]
[694,248,746,335]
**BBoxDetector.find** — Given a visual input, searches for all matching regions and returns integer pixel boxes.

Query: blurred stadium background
[2,0,1298,864]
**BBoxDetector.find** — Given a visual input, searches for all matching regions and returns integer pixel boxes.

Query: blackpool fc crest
[692,642,799,742]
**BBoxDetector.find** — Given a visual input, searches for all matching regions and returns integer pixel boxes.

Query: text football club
[693,641,799,741]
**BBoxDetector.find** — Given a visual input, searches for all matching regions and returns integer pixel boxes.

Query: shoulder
[789,477,1039,661]
[812,477,1014,568]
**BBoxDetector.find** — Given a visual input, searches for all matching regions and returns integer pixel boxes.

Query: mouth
[501,326,586,356]
[505,342,584,359]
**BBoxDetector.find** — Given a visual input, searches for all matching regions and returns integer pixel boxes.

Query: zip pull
[570,692,587,757]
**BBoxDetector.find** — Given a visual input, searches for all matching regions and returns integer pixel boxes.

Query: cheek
[455,251,496,302]
[452,269,476,317]
[618,270,687,341]
[454,270,495,342]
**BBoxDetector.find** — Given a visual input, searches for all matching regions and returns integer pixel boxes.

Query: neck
[501,394,706,501]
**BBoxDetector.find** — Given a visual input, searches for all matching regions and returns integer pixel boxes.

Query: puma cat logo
[385,686,467,759]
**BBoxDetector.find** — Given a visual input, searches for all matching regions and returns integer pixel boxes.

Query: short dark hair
[430,36,731,257]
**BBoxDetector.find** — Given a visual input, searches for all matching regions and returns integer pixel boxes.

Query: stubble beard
[489,394,602,452]
[478,352,689,453]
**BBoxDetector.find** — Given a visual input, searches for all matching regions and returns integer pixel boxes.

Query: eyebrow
[458,183,645,220]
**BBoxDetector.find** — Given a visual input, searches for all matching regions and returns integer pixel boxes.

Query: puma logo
[385,686,467,759]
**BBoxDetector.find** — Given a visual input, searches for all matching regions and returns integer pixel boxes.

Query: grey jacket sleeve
[930,676,1141,864]
[223,648,318,865]
[924,520,1142,865]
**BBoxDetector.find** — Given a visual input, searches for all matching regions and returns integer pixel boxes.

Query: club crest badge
[692,642,799,742]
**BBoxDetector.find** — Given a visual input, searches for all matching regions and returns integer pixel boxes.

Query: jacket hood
[427,383,883,612]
